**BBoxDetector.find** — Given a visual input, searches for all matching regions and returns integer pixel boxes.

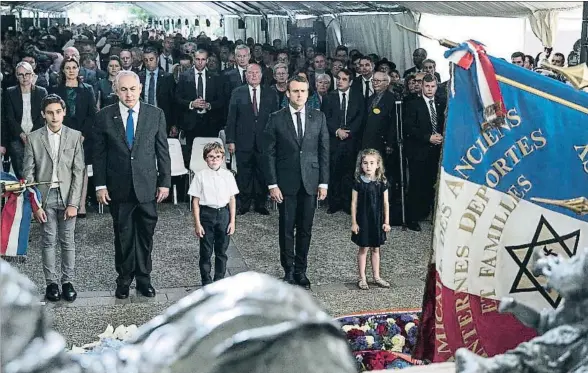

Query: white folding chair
[188,137,224,210]
[87,165,104,214]
[167,138,189,205]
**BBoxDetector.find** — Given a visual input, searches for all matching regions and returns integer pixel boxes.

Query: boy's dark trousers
[199,205,230,285]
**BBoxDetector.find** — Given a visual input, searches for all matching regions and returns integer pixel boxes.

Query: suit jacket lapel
[57,126,69,164]
[133,105,146,149]
[39,126,54,160]
[283,108,300,146]
[112,108,130,151]
[302,109,313,145]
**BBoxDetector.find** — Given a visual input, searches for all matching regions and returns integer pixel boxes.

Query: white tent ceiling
[2,1,583,17]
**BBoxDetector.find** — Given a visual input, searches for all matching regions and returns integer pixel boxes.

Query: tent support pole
[581,1,588,63]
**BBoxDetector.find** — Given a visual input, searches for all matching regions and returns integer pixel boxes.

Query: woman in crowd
[524,55,535,70]
[314,73,331,106]
[270,63,289,105]
[3,61,48,178]
[49,57,96,217]
[96,55,121,109]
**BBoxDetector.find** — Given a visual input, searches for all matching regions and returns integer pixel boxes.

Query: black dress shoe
[77,213,87,219]
[237,207,250,215]
[61,282,77,302]
[407,221,422,232]
[283,271,296,285]
[45,283,61,302]
[137,284,156,297]
[115,286,130,299]
[295,273,311,290]
[254,206,270,215]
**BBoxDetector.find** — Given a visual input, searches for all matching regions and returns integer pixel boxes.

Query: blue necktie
[126,109,134,149]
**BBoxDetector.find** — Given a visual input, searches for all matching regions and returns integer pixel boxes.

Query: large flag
[1,172,42,259]
[414,41,588,362]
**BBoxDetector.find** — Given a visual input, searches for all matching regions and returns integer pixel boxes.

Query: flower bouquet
[68,324,136,355]
[337,311,426,371]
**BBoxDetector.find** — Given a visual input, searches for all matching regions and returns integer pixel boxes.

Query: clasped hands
[191,98,209,110]
[336,128,350,140]
[429,133,443,145]
[270,187,327,204]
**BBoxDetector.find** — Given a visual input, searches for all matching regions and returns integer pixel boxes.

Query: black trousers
[407,150,440,222]
[278,184,316,274]
[329,140,356,210]
[8,139,24,179]
[110,194,158,288]
[198,205,230,284]
[235,150,266,209]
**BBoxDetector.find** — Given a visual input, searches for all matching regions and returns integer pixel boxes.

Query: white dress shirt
[47,126,62,188]
[237,66,246,83]
[188,167,239,208]
[248,84,261,111]
[96,101,141,191]
[268,105,328,190]
[21,93,34,134]
[160,54,173,73]
[190,68,208,113]
[143,68,159,107]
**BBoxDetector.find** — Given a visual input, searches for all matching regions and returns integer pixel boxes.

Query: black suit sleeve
[225,88,239,144]
[207,75,224,112]
[322,95,338,138]
[4,89,20,140]
[318,112,330,185]
[404,101,430,145]
[93,109,108,187]
[33,87,48,131]
[175,75,193,109]
[155,109,172,188]
[262,112,278,186]
[82,85,97,138]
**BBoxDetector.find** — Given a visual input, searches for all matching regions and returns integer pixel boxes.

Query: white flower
[123,325,138,340]
[386,318,396,325]
[113,325,128,340]
[365,336,375,347]
[405,322,416,333]
[358,324,371,332]
[342,325,356,332]
[69,345,86,354]
[98,324,115,339]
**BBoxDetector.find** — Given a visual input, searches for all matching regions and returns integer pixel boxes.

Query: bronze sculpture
[0,261,356,373]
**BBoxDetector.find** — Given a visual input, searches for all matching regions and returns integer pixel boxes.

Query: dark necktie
[341,92,347,128]
[364,80,371,98]
[126,108,134,149]
[429,100,438,133]
[295,112,303,143]
[252,88,258,116]
[197,72,204,98]
[148,72,155,105]
[242,69,247,84]
[165,57,170,72]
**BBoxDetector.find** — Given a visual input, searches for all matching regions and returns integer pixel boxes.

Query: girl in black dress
[351,149,391,290]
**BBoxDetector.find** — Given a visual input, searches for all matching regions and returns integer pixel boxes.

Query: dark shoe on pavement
[327,206,340,214]
[115,285,130,299]
[137,284,156,297]
[407,221,422,232]
[283,270,296,285]
[45,283,61,302]
[295,273,311,290]
[237,207,250,215]
[61,282,77,302]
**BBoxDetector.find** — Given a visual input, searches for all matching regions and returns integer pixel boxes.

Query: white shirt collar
[362,75,373,82]
[47,125,63,135]
[339,88,350,96]
[423,95,435,104]
[147,68,159,75]
[248,84,260,91]
[194,67,207,75]
[289,104,305,116]
[119,100,140,114]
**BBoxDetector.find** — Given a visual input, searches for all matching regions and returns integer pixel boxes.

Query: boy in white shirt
[188,142,239,286]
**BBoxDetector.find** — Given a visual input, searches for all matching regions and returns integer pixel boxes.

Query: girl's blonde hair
[354,148,387,183]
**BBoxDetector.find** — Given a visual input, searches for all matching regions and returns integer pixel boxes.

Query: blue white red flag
[1,172,41,259]
[415,42,588,362]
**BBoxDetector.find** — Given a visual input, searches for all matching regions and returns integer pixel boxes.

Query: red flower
[376,323,388,336]
[346,328,365,339]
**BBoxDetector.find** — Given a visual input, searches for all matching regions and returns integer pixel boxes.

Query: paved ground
[10,202,432,347]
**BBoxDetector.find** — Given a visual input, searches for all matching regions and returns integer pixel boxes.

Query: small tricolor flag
[1,172,41,259]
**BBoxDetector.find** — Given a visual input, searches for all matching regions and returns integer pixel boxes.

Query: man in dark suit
[94,71,171,299]
[404,74,445,232]
[360,72,396,156]
[403,48,441,82]
[223,45,250,97]
[351,56,374,108]
[175,49,224,165]
[321,68,364,214]
[138,48,176,134]
[262,75,329,290]
[226,63,279,215]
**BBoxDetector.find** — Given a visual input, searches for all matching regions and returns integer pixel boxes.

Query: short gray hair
[235,44,250,55]
[315,73,331,83]
[273,63,288,75]
[113,70,140,91]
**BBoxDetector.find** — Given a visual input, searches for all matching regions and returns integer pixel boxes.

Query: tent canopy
[2,1,582,17]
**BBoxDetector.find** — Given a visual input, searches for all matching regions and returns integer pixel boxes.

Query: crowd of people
[0,22,576,300]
